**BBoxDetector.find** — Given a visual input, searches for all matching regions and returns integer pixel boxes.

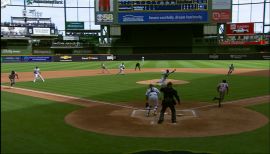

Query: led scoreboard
[117,0,209,24]
[118,0,208,11]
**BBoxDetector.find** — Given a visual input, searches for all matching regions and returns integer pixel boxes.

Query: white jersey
[145,87,160,97]
[119,64,125,69]
[218,83,229,92]
[34,68,40,74]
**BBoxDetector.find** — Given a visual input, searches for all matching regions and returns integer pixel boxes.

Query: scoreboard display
[118,0,208,12]
[117,0,209,24]
[94,0,222,25]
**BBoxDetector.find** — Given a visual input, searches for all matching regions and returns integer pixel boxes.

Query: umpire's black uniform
[135,62,141,71]
[158,82,180,124]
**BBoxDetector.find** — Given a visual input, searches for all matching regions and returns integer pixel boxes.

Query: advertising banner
[22,56,52,62]
[33,50,52,54]
[32,0,63,4]
[54,55,113,62]
[1,49,22,54]
[65,22,84,30]
[212,10,231,23]
[33,28,50,35]
[1,27,27,36]
[2,56,21,62]
[118,11,208,23]
[95,0,114,25]
[226,23,254,35]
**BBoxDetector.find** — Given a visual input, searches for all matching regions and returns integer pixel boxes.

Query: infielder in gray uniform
[213,79,229,107]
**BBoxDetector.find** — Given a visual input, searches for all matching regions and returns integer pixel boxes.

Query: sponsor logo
[81,56,98,60]
[209,54,219,59]
[60,55,72,61]
[230,55,247,59]
[96,13,114,23]
[107,55,114,60]
[60,56,72,60]
[262,55,270,60]
[122,15,144,22]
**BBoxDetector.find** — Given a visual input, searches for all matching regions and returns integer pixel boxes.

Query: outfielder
[8,70,19,87]
[157,69,176,85]
[145,84,160,116]
[33,66,45,82]
[117,62,125,75]
[213,79,229,107]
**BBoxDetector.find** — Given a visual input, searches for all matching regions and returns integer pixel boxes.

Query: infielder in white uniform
[101,63,110,73]
[145,84,160,116]
[33,66,45,82]
[213,79,229,107]
[117,62,125,75]
[157,69,176,85]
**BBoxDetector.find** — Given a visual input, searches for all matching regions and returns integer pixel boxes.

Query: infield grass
[1,92,269,154]
[6,72,269,103]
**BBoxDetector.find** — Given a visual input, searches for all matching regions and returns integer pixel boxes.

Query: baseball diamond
[1,0,270,153]
[1,66,269,139]
[1,61,269,154]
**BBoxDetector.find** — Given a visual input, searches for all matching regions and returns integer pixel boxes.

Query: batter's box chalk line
[131,109,197,125]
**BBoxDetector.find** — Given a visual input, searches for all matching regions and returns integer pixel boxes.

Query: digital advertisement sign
[226,23,254,35]
[117,0,209,24]
[95,0,114,24]
[118,0,208,12]
[211,0,231,23]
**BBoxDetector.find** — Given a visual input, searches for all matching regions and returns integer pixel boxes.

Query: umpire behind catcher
[158,82,180,124]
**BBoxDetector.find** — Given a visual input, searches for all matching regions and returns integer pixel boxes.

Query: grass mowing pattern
[8,73,269,103]
[1,60,269,73]
[1,92,269,154]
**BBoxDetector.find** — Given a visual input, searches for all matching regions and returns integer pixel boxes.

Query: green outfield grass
[1,91,269,154]
[1,60,269,73]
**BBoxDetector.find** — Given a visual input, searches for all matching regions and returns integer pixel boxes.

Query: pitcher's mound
[136,79,189,85]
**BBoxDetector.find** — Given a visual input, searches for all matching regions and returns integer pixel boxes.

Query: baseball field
[1,60,269,154]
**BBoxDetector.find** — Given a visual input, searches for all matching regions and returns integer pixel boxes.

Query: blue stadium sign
[118,11,208,24]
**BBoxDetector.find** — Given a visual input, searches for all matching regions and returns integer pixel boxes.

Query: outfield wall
[1,53,269,63]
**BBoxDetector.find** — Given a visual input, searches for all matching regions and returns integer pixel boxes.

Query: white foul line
[1,85,139,110]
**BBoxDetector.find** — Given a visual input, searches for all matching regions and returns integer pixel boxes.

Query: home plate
[131,109,196,124]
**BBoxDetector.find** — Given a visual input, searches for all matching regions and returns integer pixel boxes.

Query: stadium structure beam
[64,0,66,35]
[262,0,266,34]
